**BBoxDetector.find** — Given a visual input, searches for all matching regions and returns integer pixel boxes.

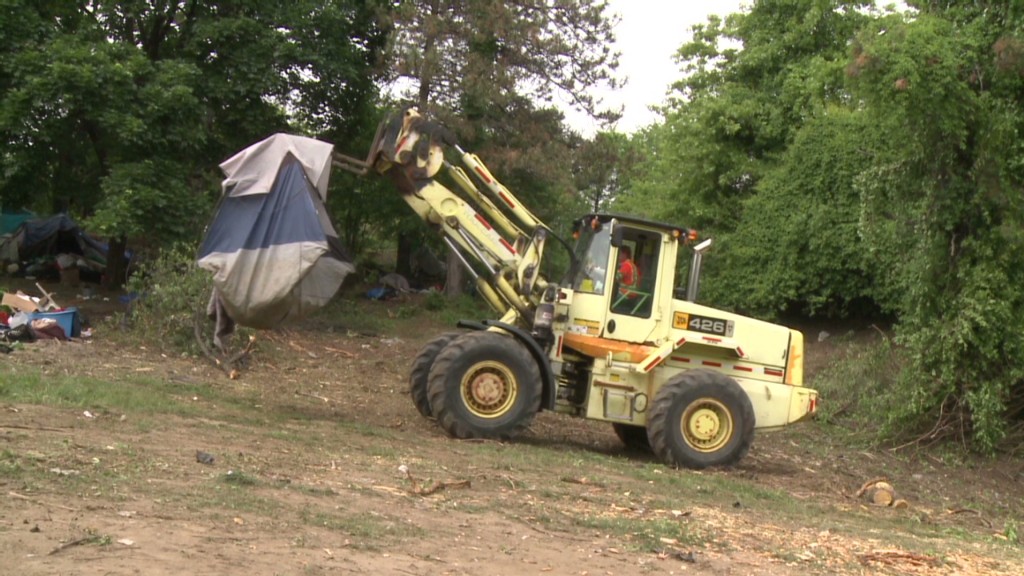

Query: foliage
[120,243,222,355]
[627,1,1024,451]
[622,1,872,236]
[845,9,1024,453]
[0,0,388,252]
[387,0,621,121]
[571,131,642,213]
[705,108,896,318]
[810,336,920,442]
[384,0,621,294]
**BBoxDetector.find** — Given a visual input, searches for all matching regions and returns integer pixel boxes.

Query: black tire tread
[409,332,461,418]
[427,331,541,440]
[647,369,755,469]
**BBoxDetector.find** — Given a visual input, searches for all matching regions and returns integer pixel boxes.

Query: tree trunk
[104,234,129,288]
[445,249,464,297]
[396,232,413,278]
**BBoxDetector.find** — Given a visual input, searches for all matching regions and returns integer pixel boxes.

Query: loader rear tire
[612,423,651,451]
[427,331,541,440]
[647,370,754,469]
[409,332,461,418]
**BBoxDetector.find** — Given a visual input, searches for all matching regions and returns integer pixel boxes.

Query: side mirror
[686,238,714,302]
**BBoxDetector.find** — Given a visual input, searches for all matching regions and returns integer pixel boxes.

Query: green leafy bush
[119,244,217,354]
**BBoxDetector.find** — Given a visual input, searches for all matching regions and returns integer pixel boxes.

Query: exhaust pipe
[686,238,714,302]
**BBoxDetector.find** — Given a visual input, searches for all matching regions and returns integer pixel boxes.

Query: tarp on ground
[1,214,112,269]
[197,133,354,329]
[1,209,35,236]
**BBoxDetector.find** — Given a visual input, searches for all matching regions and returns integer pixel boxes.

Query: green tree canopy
[381,0,622,291]
[1,0,387,271]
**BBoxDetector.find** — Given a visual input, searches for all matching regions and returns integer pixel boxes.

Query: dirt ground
[1,285,1023,575]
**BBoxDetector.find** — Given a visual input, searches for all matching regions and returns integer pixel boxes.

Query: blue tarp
[5,213,121,269]
[197,134,354,329]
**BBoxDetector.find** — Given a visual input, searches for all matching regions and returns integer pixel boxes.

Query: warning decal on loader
[673,312,734,337]
[569,319,601,336]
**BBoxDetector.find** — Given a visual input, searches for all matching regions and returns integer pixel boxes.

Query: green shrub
[118,244,221,354]
[811,337,904,440]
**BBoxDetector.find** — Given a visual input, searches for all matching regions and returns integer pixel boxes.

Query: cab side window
[611,231,659,317]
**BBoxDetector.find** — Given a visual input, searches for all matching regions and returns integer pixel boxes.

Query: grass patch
[309,292,492,336]
[176,482,281,517]
[286,483,337,497]
[221,470,259,486]
[575,515,712,551]
[298,508,426,549]
[335,420,401,441]
[0,370,208,416]
[0,449,27,481]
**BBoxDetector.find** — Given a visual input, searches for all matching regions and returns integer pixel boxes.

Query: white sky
[563,0,748,136]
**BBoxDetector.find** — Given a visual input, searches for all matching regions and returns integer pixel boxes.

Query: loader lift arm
[332,107,567,328]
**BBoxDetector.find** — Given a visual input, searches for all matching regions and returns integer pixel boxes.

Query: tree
[631,0,1024,450]
[572,131,641,213]
[383,0,621,294]
[845,6,1024,450]
[622,1,873,236]
[0,1,387,285]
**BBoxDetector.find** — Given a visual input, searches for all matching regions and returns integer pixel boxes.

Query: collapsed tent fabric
[198,133,354,329]
[1,213,115,270]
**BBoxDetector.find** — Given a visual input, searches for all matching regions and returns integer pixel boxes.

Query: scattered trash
[83,410,94,419]
[116,538,134,547]
[676,551,697,563]
[365,286,396,301]
[0,324,33,343]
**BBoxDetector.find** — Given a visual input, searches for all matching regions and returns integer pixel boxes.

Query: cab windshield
[569,225,612,296]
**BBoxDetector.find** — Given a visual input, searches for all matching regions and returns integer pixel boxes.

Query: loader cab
[568,215,677,344]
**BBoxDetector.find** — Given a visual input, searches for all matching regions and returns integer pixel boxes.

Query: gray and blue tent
[198,134,354,330]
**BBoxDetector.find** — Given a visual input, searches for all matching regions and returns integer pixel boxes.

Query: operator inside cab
[616,245,639,297]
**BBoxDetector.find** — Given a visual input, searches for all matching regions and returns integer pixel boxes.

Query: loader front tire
[409,332,461,418]
[647,370,754,469]
[427,331,541,440]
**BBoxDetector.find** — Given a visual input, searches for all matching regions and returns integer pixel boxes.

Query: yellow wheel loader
[334,107,817,469]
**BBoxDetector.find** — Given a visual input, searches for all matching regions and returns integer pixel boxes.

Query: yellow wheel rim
[680,398,733,453]
[460,360,517,419]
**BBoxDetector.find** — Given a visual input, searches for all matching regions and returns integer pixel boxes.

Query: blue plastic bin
[29,307,79,338]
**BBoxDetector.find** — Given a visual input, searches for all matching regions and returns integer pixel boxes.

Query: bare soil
[1,285,1022,575]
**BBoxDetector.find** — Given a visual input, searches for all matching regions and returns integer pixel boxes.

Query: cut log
[864,481,895,506]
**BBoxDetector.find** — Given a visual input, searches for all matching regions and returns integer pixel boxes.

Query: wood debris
[401,467,470,496]
[946,507,993,528]
[858,549,940,568]
[560,476,605,488]
[48,535,105,556]
[856,478,908,509]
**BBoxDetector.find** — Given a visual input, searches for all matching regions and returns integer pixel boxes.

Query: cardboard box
[2,292,39,312]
